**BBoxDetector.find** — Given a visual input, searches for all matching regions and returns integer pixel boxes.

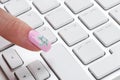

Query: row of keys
[44,5,107,31]
[65,0,120,13]
[1,18,120,52]
[58,21,120,48]
[15,60,50,80]
[0,26,57,51]
[2,0,120,51]
[0,49,50,80]
[4,0,60,16]
[1,0,120,50]
[45,6,109,31]
[1,0,120,12]
[2,0,111,32]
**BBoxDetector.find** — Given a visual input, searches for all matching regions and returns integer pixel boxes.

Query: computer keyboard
[1,0,120,80]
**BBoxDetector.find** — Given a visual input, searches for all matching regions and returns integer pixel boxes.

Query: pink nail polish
[28,30,51,52]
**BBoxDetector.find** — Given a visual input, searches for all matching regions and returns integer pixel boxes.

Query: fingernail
[28,30,51,52]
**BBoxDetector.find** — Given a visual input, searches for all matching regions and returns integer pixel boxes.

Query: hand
[0,8,40,51]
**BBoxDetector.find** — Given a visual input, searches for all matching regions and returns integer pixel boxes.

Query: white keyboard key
[0,0,8,3]
[2,49,23,69]
[0,56,17,80]
[73,39,105,65]
[0,36,12,51]
[15,67,35,80]
[79,7,108,30]
[36,27,57,44]
[27,60,50,80]
[41,43,91,80]
[109,5,120,25]
[5,0,31,16]
[89,52,120,79]
[65,0,93,14]
[18,11,44,29]
[96,0,120,10]
[45,7,74,30]
[33,0,60,14]
[112,75,120,80]
[94,23,120,47]
[110,42,120,53]
[59,22,88,46]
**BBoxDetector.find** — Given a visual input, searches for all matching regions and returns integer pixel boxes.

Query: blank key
[94,23,120,47]
[73,39,105,65]
[45,7,74,30]
[33,0,60,14]
[95,0,120,10]
[2,49,23,70]
[15,67,35,80]
[109,5,120,25]
[27,60,50,80]
[65,0,93,14]
[59,22,88,46]
[5,0,31,16]
[89,52,120,79]
[18,11,44,29]
[79,7,108,30]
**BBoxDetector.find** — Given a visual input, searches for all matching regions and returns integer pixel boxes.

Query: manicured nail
[28,30,51,52]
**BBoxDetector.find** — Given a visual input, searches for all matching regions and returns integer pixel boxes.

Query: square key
[59,22,88,46]
[5,0,31,16]
[73,39,104,65]
[96,0,120,10]
[45,7,74,30]
[65,0,93,14]
[33,0,60,14]
[79,7,108,30]
[94,23,120,47]
[18,11,44,29]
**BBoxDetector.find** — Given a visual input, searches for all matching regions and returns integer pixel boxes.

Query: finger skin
[0,8,40,51]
